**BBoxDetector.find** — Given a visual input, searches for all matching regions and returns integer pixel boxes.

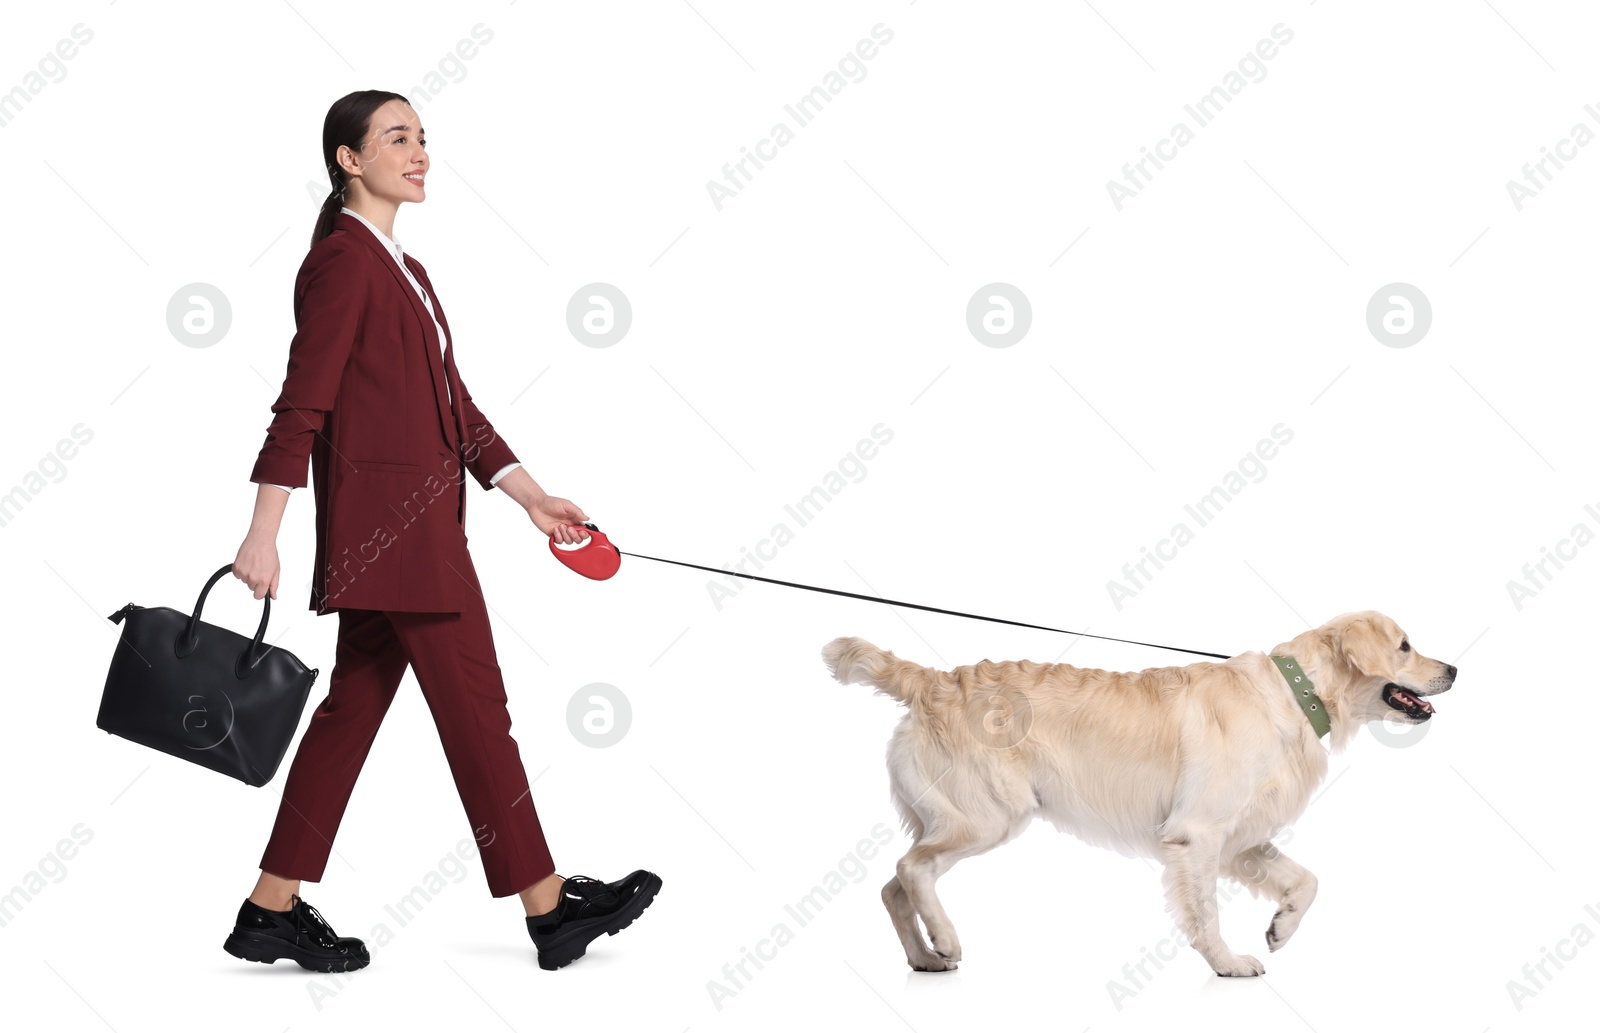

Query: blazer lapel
[405,257,473,525]
[405,257,469,452]
[335,213,460,453]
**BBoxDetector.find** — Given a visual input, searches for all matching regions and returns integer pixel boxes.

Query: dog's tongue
[1393,687,1434,713]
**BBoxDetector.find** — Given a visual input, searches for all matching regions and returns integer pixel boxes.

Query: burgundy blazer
[250,211,519,615]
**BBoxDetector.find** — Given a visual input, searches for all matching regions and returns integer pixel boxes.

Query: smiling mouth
[1383,683,1435,719]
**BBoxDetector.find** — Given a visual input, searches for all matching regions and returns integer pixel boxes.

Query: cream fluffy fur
[821,610,1456,976]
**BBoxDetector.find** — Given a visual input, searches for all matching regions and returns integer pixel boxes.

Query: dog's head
[1316,610,1456,723]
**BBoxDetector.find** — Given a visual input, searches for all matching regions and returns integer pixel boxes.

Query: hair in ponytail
[311,89,411,247]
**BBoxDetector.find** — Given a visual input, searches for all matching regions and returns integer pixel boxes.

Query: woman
[224,90,659,973]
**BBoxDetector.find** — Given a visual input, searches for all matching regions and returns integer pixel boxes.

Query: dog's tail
[821,636,939,705]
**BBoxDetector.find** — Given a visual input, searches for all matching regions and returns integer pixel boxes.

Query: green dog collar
[1272,654,1330,739]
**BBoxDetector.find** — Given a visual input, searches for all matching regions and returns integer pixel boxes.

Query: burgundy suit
[251,211,555,897]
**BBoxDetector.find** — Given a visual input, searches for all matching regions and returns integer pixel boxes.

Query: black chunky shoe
[526,870,662,970]
[223,893,370,972]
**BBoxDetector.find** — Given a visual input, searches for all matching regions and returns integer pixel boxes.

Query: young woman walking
[225,90,659,973]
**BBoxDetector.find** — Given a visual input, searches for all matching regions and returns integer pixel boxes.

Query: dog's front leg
[1160,833,1264,977]
[1224,844,1319,952]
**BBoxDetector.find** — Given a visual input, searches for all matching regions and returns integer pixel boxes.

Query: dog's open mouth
[1383,683,1435,719]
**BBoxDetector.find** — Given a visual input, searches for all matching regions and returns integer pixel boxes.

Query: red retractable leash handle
[549,521,621,580]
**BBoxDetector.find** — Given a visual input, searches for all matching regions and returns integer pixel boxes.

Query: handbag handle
[174,563,273,678]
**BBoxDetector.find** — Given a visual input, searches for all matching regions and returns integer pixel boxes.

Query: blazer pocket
[350,460,420,474]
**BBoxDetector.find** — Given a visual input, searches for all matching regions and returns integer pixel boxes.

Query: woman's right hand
[234,534,280,601]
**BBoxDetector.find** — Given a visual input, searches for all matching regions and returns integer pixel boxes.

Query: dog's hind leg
[881,781,947,970]
[895,809,1030,971]
[1223,844,1318,952]
[894,838,975,970]
[1160,831,1264,977]
[882,874,945,971]
[883,787,963,971]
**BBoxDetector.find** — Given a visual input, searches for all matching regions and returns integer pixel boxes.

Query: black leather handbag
[97,563,320,787]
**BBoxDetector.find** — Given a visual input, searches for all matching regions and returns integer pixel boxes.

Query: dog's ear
[1338,618,1392,679]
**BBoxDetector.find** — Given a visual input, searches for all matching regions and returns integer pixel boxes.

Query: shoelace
[558,875,619,915]
[290,893,336,946]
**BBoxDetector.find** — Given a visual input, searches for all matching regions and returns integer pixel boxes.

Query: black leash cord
[615,549,1232,661]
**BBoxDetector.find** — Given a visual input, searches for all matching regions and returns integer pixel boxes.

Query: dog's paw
[908,955,959,972]
[927,933,962,964]
[1266,906,1306,952]
[1212,953,1264,977]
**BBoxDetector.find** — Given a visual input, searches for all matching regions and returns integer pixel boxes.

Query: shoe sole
[222,929,370,972]
[537,873,663,971]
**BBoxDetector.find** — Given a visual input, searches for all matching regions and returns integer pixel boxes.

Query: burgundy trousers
[259,552,556,897]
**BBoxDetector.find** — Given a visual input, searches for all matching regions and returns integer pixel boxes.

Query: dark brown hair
[312,90,411,247]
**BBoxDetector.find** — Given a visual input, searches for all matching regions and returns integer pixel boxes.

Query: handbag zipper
[108,601,139,624]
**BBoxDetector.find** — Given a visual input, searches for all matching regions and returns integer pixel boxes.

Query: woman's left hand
[527,493,591,544]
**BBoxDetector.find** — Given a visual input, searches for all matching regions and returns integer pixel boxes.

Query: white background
[1,1,1593,1030]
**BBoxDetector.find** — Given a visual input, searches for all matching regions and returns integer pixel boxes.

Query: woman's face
[341,98,427,206]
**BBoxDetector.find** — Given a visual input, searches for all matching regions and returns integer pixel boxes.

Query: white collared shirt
[266,207,519,492]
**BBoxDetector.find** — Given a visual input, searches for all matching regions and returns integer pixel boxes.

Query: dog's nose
[1444,664,1457,681]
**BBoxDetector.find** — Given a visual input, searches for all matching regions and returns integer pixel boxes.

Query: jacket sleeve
[249,241,366,489]
[456,368,520,491]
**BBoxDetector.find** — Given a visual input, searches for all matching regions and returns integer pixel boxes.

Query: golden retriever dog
[820,611,1456,976]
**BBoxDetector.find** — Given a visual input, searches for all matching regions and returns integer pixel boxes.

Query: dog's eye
[1400,639,1410,652]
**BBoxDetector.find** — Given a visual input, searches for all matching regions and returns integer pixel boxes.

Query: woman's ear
[1338,618,1391,680]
